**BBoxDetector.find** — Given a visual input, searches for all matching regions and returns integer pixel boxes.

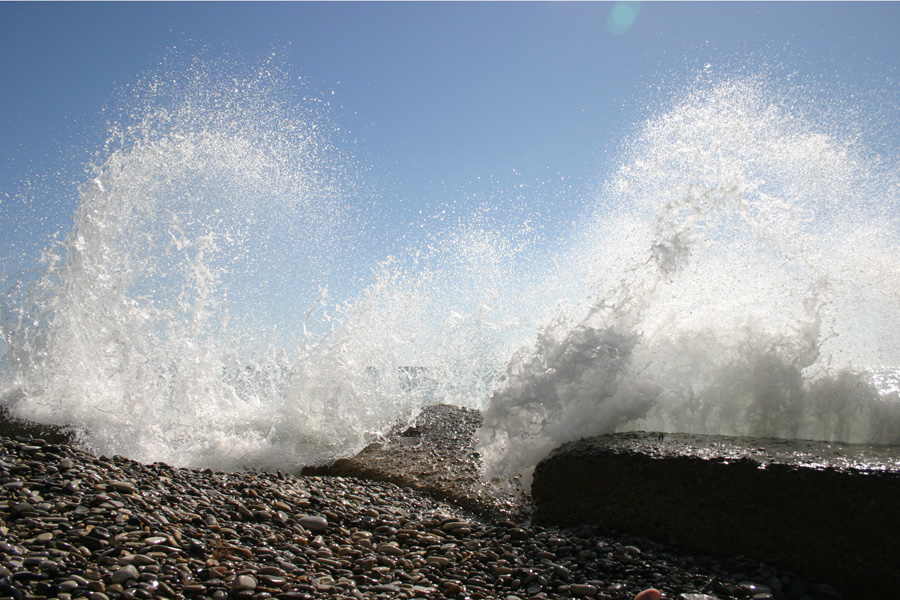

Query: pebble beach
[0,427,847,600]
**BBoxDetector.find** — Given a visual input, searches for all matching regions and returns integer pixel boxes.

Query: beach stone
[569,583,598,596]
[634,589,662,600]
[376,542,404,556]
[107,480,138,494]
[297,515,328,532]
[129,553,159,566]
[232,575,257,590]
[111,564,139,584]
[427,556,450,568]
[143,535,167,545]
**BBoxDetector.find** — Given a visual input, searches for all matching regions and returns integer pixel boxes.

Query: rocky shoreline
[0,406,850,600]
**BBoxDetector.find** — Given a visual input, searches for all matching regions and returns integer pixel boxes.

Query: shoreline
[0,418,847,600]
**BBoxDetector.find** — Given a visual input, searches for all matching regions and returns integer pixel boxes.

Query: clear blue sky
[1,1,898,281]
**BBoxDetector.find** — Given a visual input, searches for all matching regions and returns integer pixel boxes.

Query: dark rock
[296,515,328,532]
[302,404,525,520]
[531,431,900,600]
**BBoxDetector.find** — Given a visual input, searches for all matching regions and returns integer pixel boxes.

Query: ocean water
[2,58,899,487]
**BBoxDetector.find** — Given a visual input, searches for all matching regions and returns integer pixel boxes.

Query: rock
[110,565,139,584]
[532,431,900,600]
[302,404,524,520]
[376,542,405,556]
[297,515,328,532]
[106,480,138,494]
[634,589,662,600]
[426,556,450,568]
[143,535,167,545]
[739,582,772,595]
[232,575,257,590]
[0,405,75,445]
[569,583,598,596]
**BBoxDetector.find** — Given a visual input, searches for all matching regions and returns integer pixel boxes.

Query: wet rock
[570,583,598,596]
[232,574,257,590]
[110,565,139,584]
[296,515,328,532]
[107,480,138,494]
[302,404,523,520]
[532,431,900,600]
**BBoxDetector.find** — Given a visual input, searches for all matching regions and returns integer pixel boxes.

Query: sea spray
[0,52,550,469]
[0,54,369,468]
[287,218,549,463]
[477,74,900,489]
[2,55,899,481]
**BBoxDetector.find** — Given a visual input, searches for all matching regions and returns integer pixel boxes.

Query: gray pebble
[110,564,139,584]
[232,574,257,590]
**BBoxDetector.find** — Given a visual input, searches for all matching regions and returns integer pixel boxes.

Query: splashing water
[1,55,367,468]
[2,57,899,482]
[477,75,900,488]
[0,53,549,469]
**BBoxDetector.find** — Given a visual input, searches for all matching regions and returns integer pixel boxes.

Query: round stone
[376,542,404,556]
[232,575,257,591]
[426,556,450,568]
[110,565,139,584]
[107,480,138,494]
[143,536,167,545]
[297,515,328,532]
[570,584,598,597]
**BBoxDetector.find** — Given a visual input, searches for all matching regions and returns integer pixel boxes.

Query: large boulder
[531,432,900,600]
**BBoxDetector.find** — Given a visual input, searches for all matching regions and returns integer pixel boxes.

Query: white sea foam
[477,75,900,488]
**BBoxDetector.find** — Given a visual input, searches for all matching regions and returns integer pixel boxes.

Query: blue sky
[1,1,899,282]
